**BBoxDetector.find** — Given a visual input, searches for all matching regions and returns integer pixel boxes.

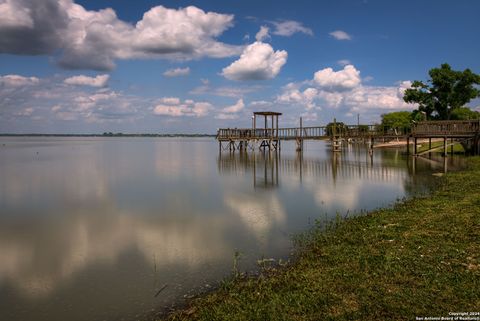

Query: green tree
[325,121,347,136]
[450,107,480,120]
[403,63,480,120]
[381,111,413,131]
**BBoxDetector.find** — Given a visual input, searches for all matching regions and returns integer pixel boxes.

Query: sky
[1,0,479,134]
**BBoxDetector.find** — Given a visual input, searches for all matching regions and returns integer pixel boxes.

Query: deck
[217,125,408,141]
[411,120,480,138]
[217,119,480,155]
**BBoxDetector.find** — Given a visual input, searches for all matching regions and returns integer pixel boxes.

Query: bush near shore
[165,158,480,321]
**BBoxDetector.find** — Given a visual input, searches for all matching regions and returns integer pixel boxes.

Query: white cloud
[344,84,413,111]
[250,100,273,108]
[159,97,181,105]
[163,67,190,77]
[313,65,361,91]
[15,107,34,117]
[215,113,238,120]
[363,76,374,82]
[222,99,245,113]
[222,42,288,81]
[64,74,109,87]
[215,99,245,120]
[277,83,319,110]
[300,111,318,122]
[329,30,352,40]
[255,26,270,42]
[0,0,34,28]
[0,75,39,87]
[0,1,241,71]
[337,59,351,66]
[190,83,261,98]
[0,76,143,125]
[51,105,62,112]
[277,64,414,117]
[271,20,313,37]
[153,98,212,117]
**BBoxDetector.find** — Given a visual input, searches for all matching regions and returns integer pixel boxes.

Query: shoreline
[373,138,445,148]
[162,157,480,320]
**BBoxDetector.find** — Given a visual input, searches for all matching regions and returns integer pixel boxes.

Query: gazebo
[252,111,282,150]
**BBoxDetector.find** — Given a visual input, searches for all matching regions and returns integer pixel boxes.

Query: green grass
[164,158,480,321]
[416,140,465,154]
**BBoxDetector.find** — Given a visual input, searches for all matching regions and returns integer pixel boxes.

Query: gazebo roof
[253,111,282,116]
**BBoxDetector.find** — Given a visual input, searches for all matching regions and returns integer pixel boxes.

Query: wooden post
[414,137,417,155]
[406,136,410,155]
[443,137,447,157]
[276,115,279,138]
[264,115,267,138]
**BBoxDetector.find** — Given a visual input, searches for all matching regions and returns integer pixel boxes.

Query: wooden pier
[217,112,480,155]
[408,120,480,156]
[217,111,408,152]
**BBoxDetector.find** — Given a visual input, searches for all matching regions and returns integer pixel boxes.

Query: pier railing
[217,125,410,141]
[412,120,480,137]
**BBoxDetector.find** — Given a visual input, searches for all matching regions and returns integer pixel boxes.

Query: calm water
[0,137,465,321]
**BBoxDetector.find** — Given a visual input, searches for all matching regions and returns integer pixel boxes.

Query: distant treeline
[0,133,216,137]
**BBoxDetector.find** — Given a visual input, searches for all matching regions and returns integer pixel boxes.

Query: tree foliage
[450,107,480,120]
[325,121,347,136]
[380,111,413,131]
[403,63,480,120]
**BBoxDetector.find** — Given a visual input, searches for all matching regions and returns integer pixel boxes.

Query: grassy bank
[416,140,465,154]
[165,158,480,321]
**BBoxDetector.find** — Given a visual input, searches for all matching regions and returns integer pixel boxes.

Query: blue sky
[1,0,479,134]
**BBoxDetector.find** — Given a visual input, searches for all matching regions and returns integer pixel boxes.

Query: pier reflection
[217,150,280,188]
[217,147,421,188]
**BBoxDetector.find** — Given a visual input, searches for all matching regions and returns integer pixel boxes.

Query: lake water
[0,137,465,321]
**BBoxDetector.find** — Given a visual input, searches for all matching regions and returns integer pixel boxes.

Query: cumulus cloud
[313,65,361,91]
[277,64,414,119]
[223,99,245,113]
[215,99,245,120]
[153,98,212,117]
[0,74,39,87]
[271,20,313,37]
[222,42,287,81]
[0,1,241,70]
[255,26,270,42]
[0,0,68,55]
[163,67,190,77]
[0,75,147,128]
[0,0,34,28]
[277,83,319,110]
[64,74,109,87]
[329,30,352,40]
